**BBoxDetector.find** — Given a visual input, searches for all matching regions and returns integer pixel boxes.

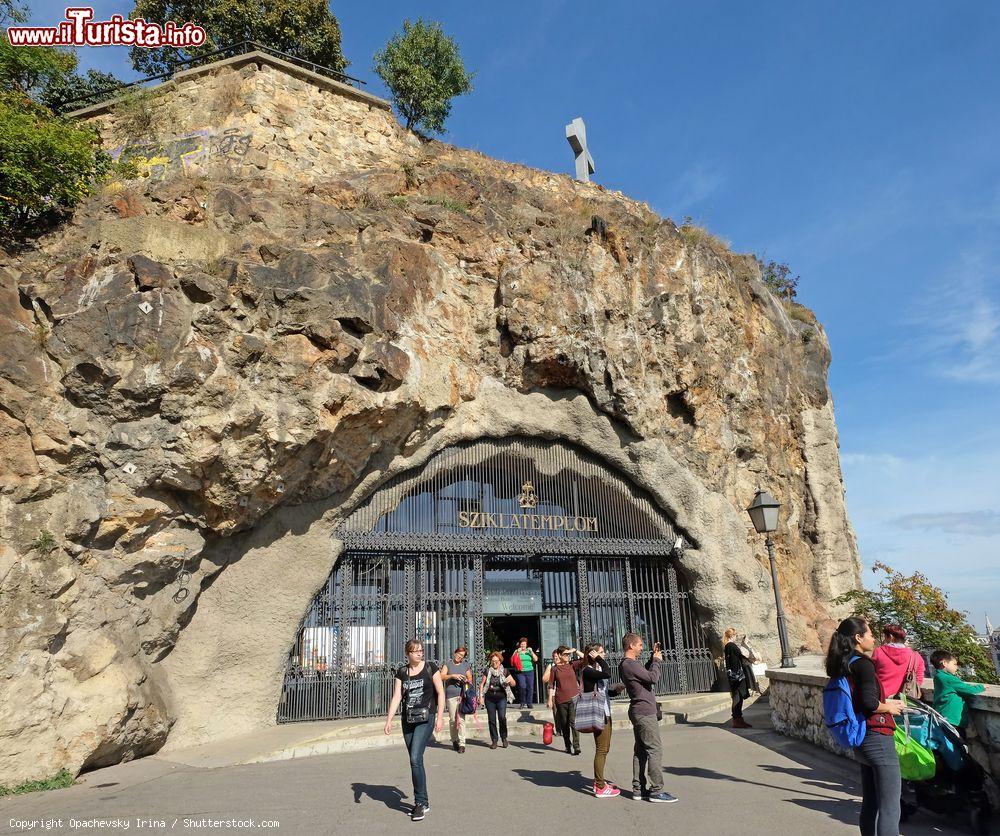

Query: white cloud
[842,447,1000,623]
[893,510,1000,537]
[891,246,1000,384]
[671,163,726,212]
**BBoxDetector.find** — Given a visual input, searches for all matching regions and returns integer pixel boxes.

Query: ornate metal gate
[277,438,716,722]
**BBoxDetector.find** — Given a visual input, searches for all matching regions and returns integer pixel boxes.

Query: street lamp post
[746,488,796,668]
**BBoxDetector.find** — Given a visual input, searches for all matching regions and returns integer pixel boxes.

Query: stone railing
[767,661,1000,807]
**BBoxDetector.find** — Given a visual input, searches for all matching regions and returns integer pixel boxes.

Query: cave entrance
[276,437,715,722]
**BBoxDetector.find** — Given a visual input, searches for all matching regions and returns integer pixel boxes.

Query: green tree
[0,31,76,97]
[128,0,348,76]
[40,68,125,114]
[373,19,473,135]
[0,92,111,235]
[0,17,116,238]
[834,561,998,684]
[0,1,27,25]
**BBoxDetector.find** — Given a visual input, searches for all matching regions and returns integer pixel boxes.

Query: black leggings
[730,686,744,719]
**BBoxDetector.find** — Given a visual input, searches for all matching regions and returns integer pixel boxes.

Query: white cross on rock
[565,117,595,183]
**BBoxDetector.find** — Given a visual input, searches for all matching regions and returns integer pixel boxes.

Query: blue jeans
[854,731,901,836]
[484,696,508,742]
[402,718,434,807]
[516,671,534,706]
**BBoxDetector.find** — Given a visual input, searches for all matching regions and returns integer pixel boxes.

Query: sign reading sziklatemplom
[456,481,598,533]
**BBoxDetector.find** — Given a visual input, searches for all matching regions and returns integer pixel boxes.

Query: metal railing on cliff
[61,41,365,114]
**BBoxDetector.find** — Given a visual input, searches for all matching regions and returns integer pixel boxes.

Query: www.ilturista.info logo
[6,7,206,48]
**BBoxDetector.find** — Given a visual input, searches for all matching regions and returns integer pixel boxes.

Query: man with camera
[620,633,678,804]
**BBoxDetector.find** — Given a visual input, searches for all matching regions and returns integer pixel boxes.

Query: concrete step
[157,692,734,769]
[249,692,733,764]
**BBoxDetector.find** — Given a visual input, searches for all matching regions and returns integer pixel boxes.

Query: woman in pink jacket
[872,624,925,698]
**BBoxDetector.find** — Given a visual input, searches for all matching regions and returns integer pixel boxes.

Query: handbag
[901,655,922,700]
[574,686,607,733]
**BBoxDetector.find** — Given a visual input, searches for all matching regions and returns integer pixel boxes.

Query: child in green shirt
[930,650,985,731]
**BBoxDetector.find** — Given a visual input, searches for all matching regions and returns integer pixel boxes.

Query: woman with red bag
[510,637,538,708]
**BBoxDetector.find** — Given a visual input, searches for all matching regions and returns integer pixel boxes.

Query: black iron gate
[277,552,481,722]
[278,551,714,722]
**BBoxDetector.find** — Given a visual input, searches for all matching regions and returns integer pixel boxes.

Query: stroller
[899,698,992,835]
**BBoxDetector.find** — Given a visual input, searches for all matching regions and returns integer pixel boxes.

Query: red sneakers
[594,783,621,798]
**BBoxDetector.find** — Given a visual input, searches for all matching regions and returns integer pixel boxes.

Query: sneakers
[594,783,621,798]
[458,745,465,754]
[572,748,581,756]
[647,791,678,803]
[411,804,427,821]
[631,790,647,801]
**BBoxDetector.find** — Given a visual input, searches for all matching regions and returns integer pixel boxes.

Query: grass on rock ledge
[0,769,75,797]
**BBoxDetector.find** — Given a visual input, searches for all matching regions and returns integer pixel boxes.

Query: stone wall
[74,52,407,183]
[768,664,1000,807]
[1,52,862,784]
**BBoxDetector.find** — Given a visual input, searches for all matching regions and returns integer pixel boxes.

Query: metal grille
[277,552,481,722]
[279,553,714,721]
[340,437,680,544]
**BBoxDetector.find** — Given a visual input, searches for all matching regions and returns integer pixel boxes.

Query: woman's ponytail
[825,616,868,678]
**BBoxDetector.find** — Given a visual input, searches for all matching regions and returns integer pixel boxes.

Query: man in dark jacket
[619,633,677,803]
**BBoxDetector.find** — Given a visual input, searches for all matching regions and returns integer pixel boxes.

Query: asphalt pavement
[0,702,970,836]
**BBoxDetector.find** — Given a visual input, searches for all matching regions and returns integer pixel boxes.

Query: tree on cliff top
[128,0,348,76]
[374,19,473,135]
[835,561,998,684]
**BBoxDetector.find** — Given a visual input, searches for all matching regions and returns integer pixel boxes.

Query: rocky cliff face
[0,54,860,784]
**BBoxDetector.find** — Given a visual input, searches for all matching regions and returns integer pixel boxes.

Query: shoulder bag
[901,654,922,700]
[574,673,607,733]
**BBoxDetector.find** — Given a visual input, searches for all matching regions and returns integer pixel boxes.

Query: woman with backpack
[825,617,905,836]
[383,639,446,822]
[480,651,517,749]
[440,645,473,754]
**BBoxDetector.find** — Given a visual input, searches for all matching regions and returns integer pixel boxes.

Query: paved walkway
[0,702,967,835]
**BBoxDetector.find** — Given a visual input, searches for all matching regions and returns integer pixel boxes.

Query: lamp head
[746,488,780,534]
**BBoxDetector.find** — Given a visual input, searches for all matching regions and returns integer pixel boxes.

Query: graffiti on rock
[113,128,253,181]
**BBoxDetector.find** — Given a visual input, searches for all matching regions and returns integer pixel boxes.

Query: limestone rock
[0,56,861,783]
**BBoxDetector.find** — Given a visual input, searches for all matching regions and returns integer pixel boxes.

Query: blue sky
[24,2,1000,627]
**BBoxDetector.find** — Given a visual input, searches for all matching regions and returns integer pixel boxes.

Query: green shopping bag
[894,721,936,781]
